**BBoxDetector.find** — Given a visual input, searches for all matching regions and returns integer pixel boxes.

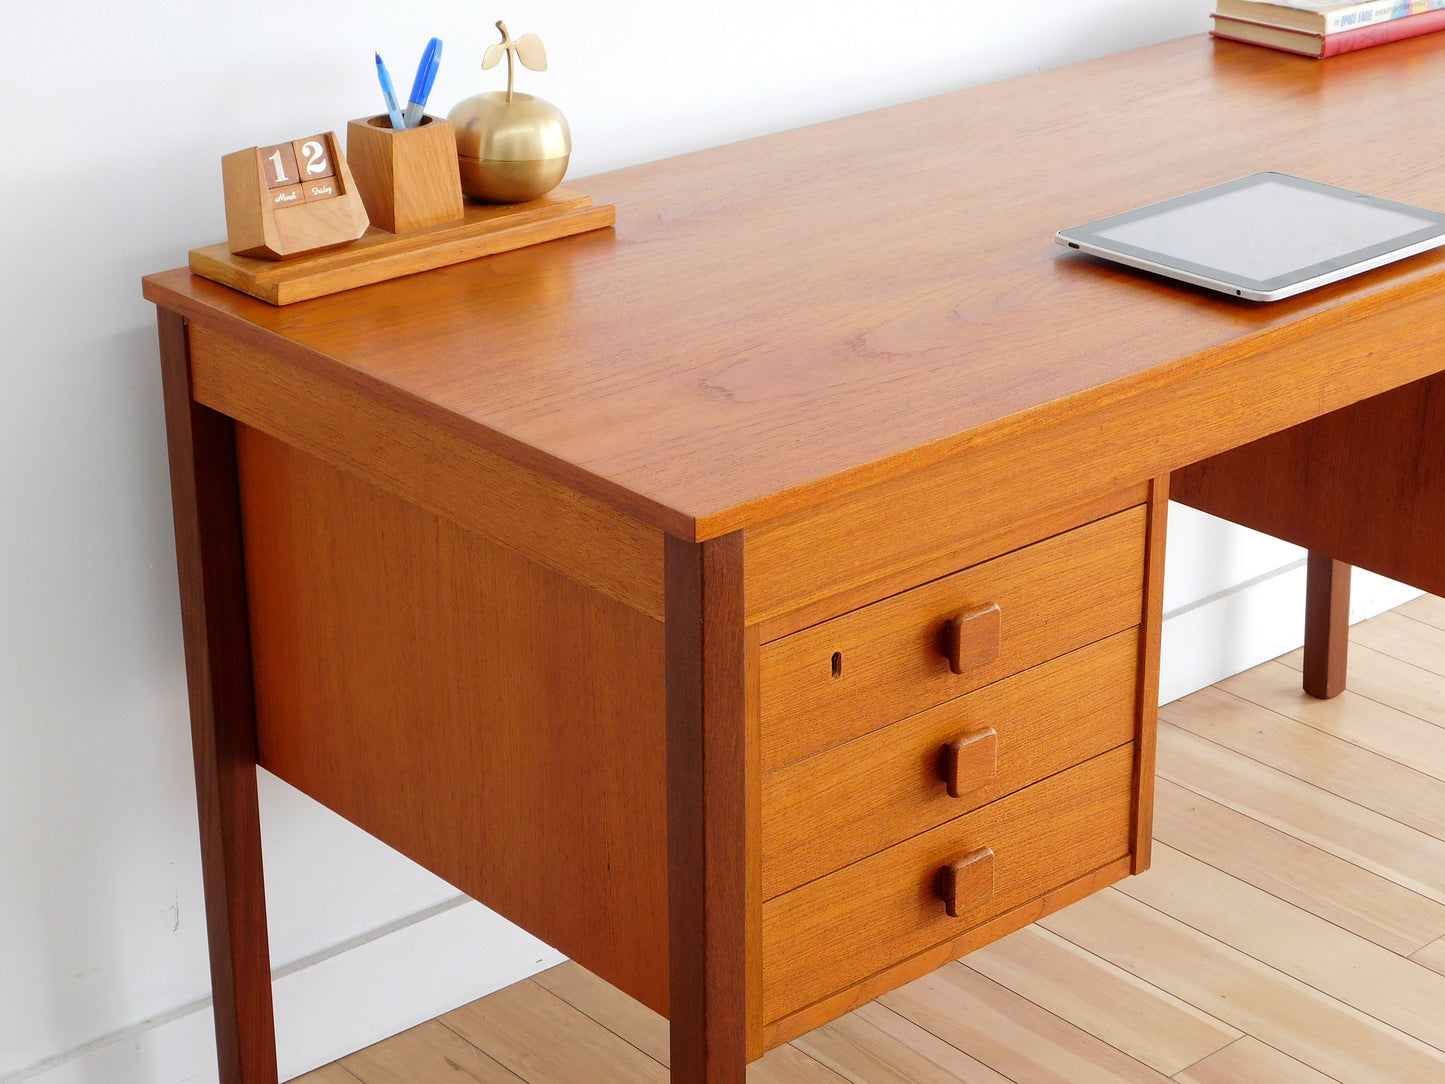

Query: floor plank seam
[1095,885,1445,1061]
[956,947,1241,1077]
[1375,609,1445,638]
[1155,719,1445,846]
[1179,691,1445,819]
[1154,763,1445,911]
[1409,934,1445,963]
[431,1015,538,1083]
[1141,836,1440,962]
[1037,894,1442,1082]
[1167,1034,1244,1081]
[520,977,671,1073]
[1206,683,1445,786]
[1396,610,1445,635]
[940,960,1175,1079]
[1275,645,1445,734]
[867,989,1029,1084]
[865,999,1028,1084]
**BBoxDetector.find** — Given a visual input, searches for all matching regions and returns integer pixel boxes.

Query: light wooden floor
[297,596,1445,1084]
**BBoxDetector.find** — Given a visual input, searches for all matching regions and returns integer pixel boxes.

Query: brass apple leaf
[514,33,547,71]
[484,20,549,100]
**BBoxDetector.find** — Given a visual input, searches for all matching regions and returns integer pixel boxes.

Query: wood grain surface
[759,507,1145,770]
[964,924,1241,1076]
[665,532,751,1076]
[187,319,664,619]
[1174,369,1445,598]
[745,471,1144,635]
[1131,476,1169,872]
[760,629,1139,898]
[1303,553,1351,699]
[146,36,1445,541]
[761,745,1134,1024]
[345,115,464,234]
[237,428,671,1014]
[761,857,1135,1051]
[156,311,278,1084]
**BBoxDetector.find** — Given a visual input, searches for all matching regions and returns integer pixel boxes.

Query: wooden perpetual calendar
[221,132,368,260]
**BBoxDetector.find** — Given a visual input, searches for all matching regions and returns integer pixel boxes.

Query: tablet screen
[1057,173,1445,300]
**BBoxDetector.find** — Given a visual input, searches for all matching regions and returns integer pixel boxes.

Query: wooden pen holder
[346,115,465,233]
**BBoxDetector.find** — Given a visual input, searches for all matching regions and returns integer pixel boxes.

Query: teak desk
[145,34,1445,1083]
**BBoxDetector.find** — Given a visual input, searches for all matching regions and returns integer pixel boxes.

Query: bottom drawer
[761,743,1135,1024]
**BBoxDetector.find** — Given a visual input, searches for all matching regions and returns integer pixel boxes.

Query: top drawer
[759,506,1146,771]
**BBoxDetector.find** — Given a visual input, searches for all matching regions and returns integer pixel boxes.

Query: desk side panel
[187,319,665,621]
[1172,370,1445,596]
[235,427,671,1014]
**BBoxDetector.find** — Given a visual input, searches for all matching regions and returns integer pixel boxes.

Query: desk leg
[665,532,748,1083]
[158,310,279,1084]
[1304,552,1350,700]
[1173,372,1445,697]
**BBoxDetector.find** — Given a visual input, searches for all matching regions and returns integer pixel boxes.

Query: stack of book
[1212,0,1445,57]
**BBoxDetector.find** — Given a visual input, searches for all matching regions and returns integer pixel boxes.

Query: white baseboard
[8,900,564,1084]
[1158,560,1422,705]
[1159,557,1309,705]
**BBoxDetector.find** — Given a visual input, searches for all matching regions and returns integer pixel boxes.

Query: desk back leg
[665,532,749,1082]
[1304,552,1350,699]
[1174,370,1445,701]
[157,309,279,1084]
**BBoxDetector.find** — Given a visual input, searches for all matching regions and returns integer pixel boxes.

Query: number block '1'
[259,143,301,188]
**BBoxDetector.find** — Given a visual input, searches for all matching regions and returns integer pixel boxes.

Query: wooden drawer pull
[936,847,995,918]
[940,727,999,798]
[943,603,1001,674]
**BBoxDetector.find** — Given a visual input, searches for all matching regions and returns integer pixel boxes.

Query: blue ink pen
[403,37,443,128]
[375,52,407,130]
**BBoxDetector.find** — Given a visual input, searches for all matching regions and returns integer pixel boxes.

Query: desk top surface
[145,34,1445,538]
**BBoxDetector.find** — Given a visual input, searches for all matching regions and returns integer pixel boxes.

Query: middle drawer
[761,626,1139,898]
[759,506,1146,771]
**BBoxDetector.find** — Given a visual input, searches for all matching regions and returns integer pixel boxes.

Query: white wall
[0,2,1417,1081]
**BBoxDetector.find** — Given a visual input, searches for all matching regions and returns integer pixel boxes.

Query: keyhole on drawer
[831,651,843,679]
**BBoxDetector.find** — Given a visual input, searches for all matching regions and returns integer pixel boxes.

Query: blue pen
[403,37,443,128]
[375,52,407,130]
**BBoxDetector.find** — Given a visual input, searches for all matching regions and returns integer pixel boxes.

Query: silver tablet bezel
[1055,172,1445,302]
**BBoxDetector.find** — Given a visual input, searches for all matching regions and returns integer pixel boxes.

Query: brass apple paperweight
[449,21,571,203]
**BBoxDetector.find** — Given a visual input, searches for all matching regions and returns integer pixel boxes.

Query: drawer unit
[760,627,1139,898]
[760,744,1135,1024]
[759,506,1146,771]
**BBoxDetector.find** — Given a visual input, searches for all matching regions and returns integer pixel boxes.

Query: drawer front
[760,744,1134,1024]
[759,507,1146,771]
[761,628,1139,898]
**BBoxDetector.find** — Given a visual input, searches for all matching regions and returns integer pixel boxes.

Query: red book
[1212,6,1445,55]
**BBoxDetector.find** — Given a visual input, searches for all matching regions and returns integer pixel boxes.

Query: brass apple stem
[495,19,516,102]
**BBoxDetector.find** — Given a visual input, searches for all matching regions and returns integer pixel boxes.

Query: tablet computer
[1055,172,1445,301]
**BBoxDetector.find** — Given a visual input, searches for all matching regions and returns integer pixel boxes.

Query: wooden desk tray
[189,186,615,305]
